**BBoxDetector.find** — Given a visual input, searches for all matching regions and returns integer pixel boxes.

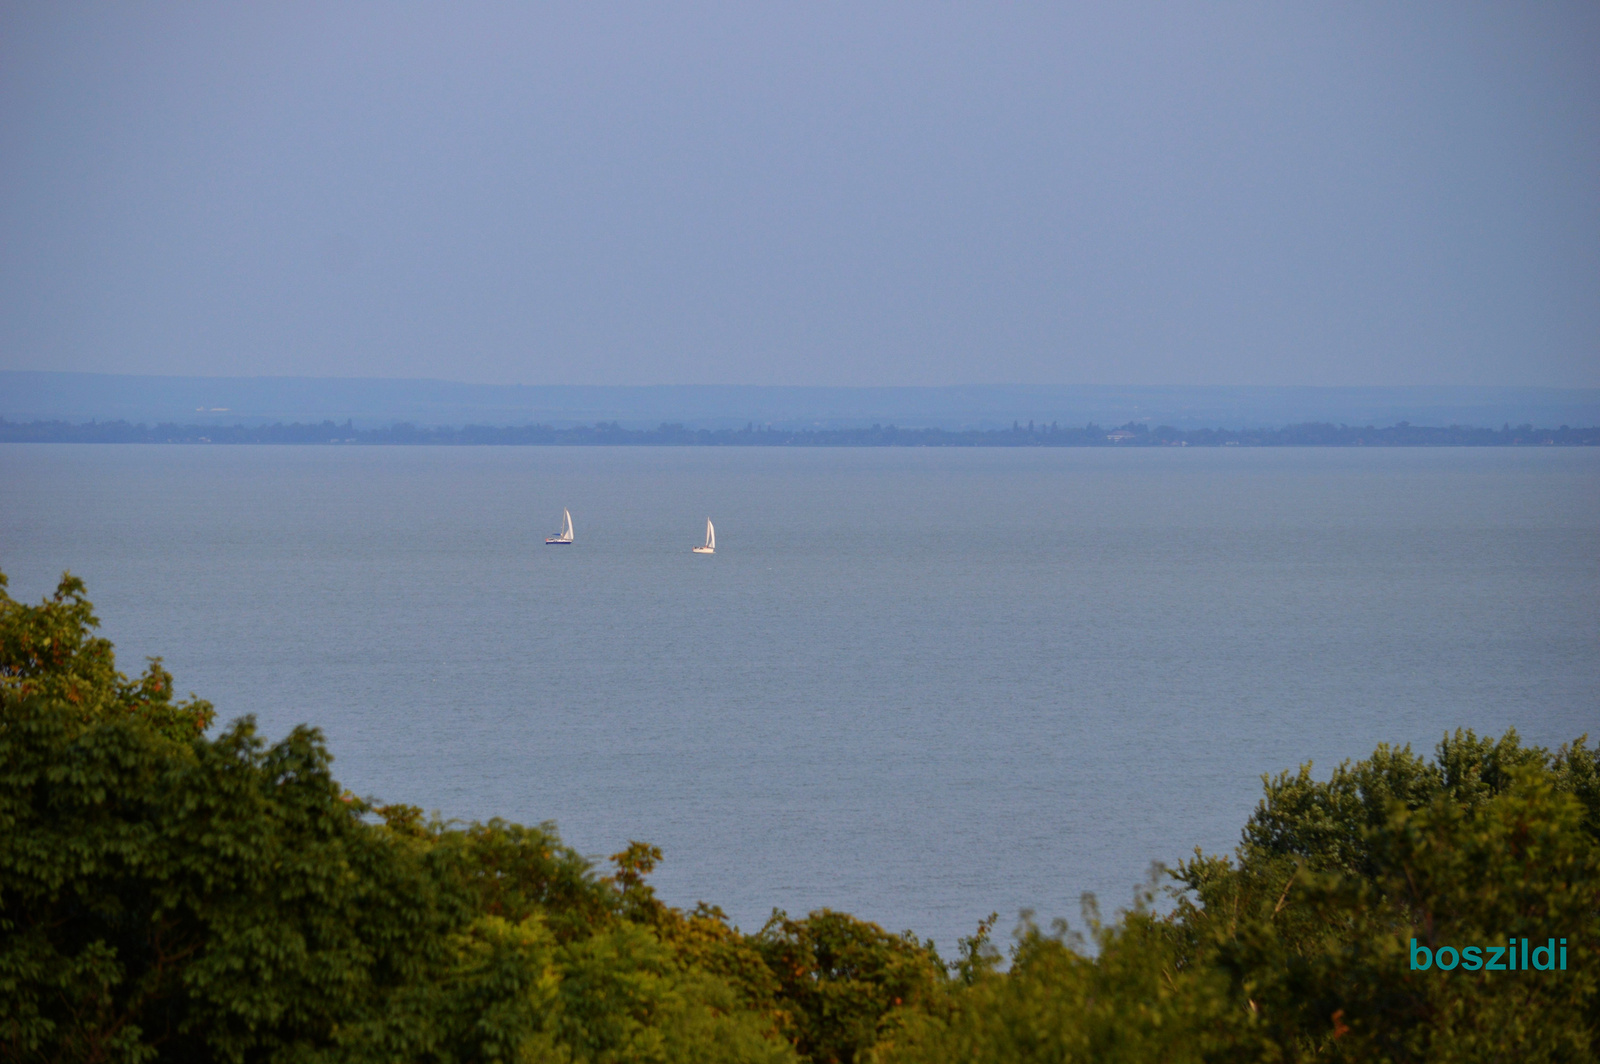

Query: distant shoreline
[7,375,1600,434]
[3,418,1598,447]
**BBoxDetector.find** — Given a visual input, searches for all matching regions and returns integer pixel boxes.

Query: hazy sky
[2,2,1596,386]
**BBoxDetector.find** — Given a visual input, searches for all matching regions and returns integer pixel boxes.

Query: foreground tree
[1169,729,1600,1061]
[4,569,1595,1062]
[0,572,797,1063]
[880,731,1599,1064]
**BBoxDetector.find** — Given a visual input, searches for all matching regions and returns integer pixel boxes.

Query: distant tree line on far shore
[3,417,1599,447]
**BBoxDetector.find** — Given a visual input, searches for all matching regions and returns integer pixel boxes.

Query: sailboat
[545,508,574,545]
[692,517,715,554]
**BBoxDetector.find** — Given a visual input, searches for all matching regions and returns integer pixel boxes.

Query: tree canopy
[2,570,1595,1062]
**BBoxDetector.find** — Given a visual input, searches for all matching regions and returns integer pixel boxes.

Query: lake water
[3,445,1597,952]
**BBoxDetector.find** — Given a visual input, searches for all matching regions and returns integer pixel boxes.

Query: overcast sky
[1,2,1595,387]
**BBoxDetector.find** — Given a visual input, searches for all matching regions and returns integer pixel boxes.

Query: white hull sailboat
[692,517,715,554]
[545,508,574,545]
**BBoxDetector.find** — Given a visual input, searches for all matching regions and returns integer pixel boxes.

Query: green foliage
[4,569,1596,1062]
[885,729,1598,1064]
[1,678,459,1059]
[754,909,946,1064]
[0,572,470,1061]
[877,907,1242,1064]
[0,572,798,1064]
[0,570,214,744]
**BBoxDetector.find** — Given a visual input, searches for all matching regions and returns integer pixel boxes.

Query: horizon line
[5,371,1598,392]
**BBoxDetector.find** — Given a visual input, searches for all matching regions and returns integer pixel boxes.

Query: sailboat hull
[545,538,573,545]
[691,546,714,554]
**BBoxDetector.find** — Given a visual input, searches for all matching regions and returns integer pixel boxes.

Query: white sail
[546,507,574,544]
[693,516,716,553]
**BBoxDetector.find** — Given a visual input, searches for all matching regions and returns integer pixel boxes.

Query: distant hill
[3,372,1598,431]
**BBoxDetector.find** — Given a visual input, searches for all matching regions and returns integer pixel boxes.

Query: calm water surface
[3,445,1597,951]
